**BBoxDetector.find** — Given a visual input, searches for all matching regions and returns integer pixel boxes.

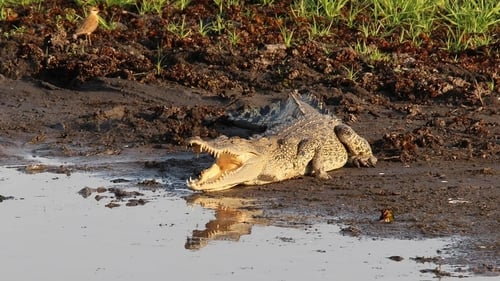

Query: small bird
[73,6,99,45]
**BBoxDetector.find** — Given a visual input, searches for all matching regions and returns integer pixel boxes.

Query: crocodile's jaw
[187,137,265,192]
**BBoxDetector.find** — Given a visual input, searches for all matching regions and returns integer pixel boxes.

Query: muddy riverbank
[0,77,498,276]
[0,1,499,276]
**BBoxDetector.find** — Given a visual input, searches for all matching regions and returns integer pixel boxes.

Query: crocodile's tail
[228,90,330,129]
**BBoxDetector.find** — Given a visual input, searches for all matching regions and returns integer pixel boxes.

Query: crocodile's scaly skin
[187,91,377,192]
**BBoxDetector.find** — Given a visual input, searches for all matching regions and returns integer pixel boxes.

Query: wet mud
[0,77,498,276]
[0,1,499,276]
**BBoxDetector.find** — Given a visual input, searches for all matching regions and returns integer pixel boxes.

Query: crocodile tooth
[220,171,229,179]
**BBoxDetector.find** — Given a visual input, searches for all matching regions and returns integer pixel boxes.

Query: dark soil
[0,0,498,276]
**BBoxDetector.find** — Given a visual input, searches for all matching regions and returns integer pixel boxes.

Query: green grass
[342,65,360,82]
[0,0,42,20]
[136,0,168,15]
[175,0,191,11]
[319,0,349,19]
[1,0,498,52]
[307,18,334,40]
[288,0,499,50]
[442,0,500,50]
[258,0,275,6]
[75,0,135,7]
[198,18,211,36]
[155,44,168,76]
[372,0,437,44]
[0,0,42,5]
[211,14,226,34]
[97,14,118,31]
[279,25,294,48]
[354,40,390,66]
[291,0,348,19]
[227,28,240,46]
[167,15,192,38]
[213,0,242,13]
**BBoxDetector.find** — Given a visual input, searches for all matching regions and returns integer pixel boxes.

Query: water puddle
[0,154,492,280]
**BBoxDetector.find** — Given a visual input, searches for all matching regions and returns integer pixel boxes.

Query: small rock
[111,178,130,183]
[105,202,120,208]
[49,122,66,131]
[340,225,361,237]
[126,198,148,206]
[78,187,95,198]
[94,195,106,201]
[388,256,404,262]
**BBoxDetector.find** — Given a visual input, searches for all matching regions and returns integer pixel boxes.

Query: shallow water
[0,154,492,281]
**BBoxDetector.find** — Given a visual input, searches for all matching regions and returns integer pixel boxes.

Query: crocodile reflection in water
[184,194,268,250]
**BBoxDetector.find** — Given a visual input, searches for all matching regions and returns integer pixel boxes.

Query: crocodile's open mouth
[187,139,245,191]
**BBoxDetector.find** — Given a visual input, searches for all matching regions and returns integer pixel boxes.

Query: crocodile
[187,91,377,192]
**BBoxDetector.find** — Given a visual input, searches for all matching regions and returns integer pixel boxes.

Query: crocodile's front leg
[334,124,377,167]
[297,136,348,179]
[311,149,332,179]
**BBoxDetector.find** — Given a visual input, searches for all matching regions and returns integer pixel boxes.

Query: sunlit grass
[354,40,390,66]
[167,15,192,38]
[155,44,168,76]
[341,65,360,82]
[291,0,348,19]
[443,0,500,35]
[198,18,211,36]
[211,14,226,34]
[442,0,500,50]
[213,0,242,13]
[345,1,368,28]
[227,28,240,46]
[308,18,334,40]
[279,25,295,48]
[0,0,42,20]
[175,0,191,11]
[75,0,135,7]
[258,0,275,6]
[0,0,42,5]
[136,0,168,15]
[1,0,498,52]
[319,0,348,19]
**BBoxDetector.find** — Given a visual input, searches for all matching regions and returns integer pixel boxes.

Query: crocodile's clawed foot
[350,155,377,168]
[318,172,332,180]
[313,170,332,180]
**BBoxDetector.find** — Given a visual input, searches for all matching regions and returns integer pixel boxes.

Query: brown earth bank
[0,0,499,276]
